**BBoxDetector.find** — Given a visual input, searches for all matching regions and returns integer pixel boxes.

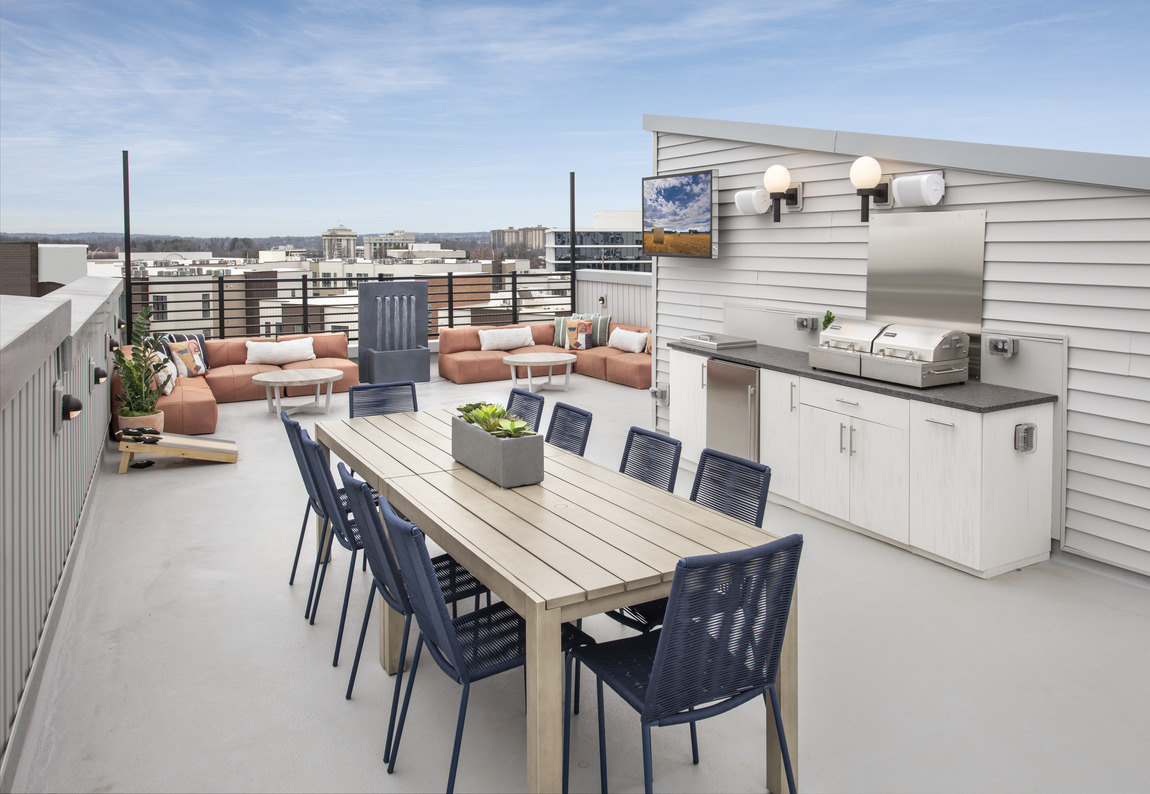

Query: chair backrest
[690,448,771,528]
[619,426,682,492]
[507,387,544,432]
[338,463,410,616]
[544,402,593,456]
[643,533,803,725]
[281,410,328,519]
[298,430,357,551]
[383,508,470,684]
[348,381,418,418]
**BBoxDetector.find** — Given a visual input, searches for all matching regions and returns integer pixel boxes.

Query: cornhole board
[118,433,239,473]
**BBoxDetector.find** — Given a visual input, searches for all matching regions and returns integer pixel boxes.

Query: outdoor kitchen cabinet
[909,401,1053,575]
[669,348,707,466]
[759,369,800,501]
[798,378,910,544]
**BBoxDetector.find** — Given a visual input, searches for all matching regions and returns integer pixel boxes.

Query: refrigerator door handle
[701,360,707,389]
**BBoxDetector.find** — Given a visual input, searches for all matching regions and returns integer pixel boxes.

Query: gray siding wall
[650,128,1150,576]
[574,269,652,327]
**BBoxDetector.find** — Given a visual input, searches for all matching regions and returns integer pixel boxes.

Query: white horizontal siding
[650,126,1150,576]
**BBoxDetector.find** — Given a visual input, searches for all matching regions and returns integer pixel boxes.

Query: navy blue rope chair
[338,465,490,761]
[298,429,372,667]
[507,387,544,432]
[691,447,772,529]
[545,402,593,456]
[384,500,595,794]
[619,426,682,493]
[564,534,803,794]
[349,380,418,417]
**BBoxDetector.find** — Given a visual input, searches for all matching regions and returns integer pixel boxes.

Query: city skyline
[1,1,1147,237]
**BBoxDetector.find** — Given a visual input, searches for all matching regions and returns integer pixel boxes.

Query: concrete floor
[6,368,1150,793]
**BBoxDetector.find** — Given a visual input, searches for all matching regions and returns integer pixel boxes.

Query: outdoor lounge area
[4,364,1150,793]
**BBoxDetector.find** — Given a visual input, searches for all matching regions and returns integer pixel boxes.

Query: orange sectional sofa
[437,322,652,389]
[113,332,358,435]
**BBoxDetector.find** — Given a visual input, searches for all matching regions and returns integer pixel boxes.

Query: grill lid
[871,323,970,363]
[818,319,890,353]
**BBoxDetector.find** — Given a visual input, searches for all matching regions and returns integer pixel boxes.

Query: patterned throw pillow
[587,314,612,348]
[151,352,178,395]
[162,332,210,371]
[554,314,590,347]
[167,339,208,377]
[565,318,593,350]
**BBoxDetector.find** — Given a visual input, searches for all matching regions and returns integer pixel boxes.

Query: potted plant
[451,401,543,488]
[111,306,171,433]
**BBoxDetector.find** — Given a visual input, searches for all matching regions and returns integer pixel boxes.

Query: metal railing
[127,270,576,344]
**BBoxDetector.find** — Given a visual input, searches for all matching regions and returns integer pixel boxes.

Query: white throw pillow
[478,326,535,351]
[607,327,648,354]
[245,337,316,365]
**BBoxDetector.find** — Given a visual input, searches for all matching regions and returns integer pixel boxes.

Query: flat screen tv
[642,170,717,258]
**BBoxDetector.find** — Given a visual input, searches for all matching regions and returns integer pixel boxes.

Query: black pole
[122,150,132,327]
[569,171,576,313]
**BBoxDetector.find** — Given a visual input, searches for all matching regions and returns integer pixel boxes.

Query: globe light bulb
[850,156,882,190]
[763,165,792,195]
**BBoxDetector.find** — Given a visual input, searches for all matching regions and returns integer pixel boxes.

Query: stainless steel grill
[810,320,971,387]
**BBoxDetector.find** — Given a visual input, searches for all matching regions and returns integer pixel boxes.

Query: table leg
[767,588,799,793]
[509,364,518,389]
[323,381,334,413]
[562,363,571,390]
[118,450,132,473]
[274,386,284,416]
[264,385,275,414]
[525,601,563,794]
[526,366,534,392]
[377,598,405,674]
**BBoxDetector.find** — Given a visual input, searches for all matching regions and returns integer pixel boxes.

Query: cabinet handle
[835,398,859,406]
[701,361,707,389]
[839,423,846,453]
[850,425,856,456]
[789,381,796,412]
[925,418,955,428]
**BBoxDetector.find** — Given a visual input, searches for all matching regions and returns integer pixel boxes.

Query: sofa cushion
[155,376,218,435]
[604,353,652,390]
[437,350,513,384]
[438,326,491,356]
[574,346,624,380]
[205,364,282,403]
[246,337,316,365]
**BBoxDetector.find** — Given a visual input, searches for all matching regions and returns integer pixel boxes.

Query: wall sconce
[763,165,802,222]
[94,367,108,385]
[109,337,120,352]
[62,394,83,421]
[598,296,606,308]
[849,156,890,222]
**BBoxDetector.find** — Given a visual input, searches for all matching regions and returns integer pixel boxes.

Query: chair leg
[767,684,797,794]
[446,682,471,794]
[382,615,412,764]
[346,584,375,699]
[332,548,358,666]
[596,678,608,794]
[689,707,699,764]
[306,519,333,622]
[289,501,311,585]
[641,724,654,794]
[388,634,424,775]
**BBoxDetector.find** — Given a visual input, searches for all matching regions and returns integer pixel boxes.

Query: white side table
[502,352,578,392]
[252,368,343,415]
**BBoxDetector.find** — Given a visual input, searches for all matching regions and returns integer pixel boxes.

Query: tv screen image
[642,170,717,258]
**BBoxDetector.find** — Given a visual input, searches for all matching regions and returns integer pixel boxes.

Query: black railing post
[217,274,226,339]
[447,272,455,328]
[511,270,519,325]
[301,274,310,333]
[570,267,577,315]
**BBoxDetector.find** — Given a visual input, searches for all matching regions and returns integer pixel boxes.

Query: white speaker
[734,189,770,214]
[891,173,945,207]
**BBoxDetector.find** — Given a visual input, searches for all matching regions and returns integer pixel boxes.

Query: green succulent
[457,401,536,437]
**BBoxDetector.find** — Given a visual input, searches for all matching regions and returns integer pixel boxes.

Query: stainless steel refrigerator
[705,359,759,462]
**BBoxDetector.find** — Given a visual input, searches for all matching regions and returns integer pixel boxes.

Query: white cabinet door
[850,418,910,544]
[909,403,982,567]
[759,370,800,501]
[798,404,850,521]
[669,349,707,466]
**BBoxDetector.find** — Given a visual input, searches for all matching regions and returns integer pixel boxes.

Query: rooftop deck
[6,369,1150,793]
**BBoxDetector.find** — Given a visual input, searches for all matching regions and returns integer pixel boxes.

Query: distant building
[322,225,357,260]
[0,242,88,296]
[490,225,548,251]
[544,211,651,273]
[363,230,415,260]
[258,246,308,263]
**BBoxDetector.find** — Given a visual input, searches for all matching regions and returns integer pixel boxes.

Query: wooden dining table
[315,409,798,793]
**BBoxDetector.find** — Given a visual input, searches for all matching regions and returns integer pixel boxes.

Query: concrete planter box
[451,416,543,489]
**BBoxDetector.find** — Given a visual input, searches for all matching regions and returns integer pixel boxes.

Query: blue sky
[1,0,1147,237]
[644,173,712,232]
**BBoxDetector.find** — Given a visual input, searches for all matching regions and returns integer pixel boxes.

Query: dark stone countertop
[668,342,1057,413]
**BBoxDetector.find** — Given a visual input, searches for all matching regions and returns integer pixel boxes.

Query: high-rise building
[363,230,416,260]
[490,225,548,251]
[544,211,651,272]
[322,225,357,260]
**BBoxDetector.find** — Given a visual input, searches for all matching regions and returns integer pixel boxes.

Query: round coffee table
[502,352,577,392]
[251,368,344,416]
